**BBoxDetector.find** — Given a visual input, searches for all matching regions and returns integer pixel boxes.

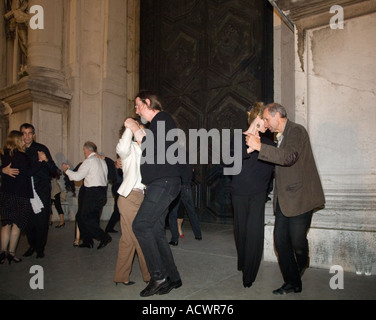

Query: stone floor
[0,221,375,302]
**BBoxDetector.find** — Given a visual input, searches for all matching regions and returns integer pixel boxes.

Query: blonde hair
[1,130,25,156]
[247,101,265,125]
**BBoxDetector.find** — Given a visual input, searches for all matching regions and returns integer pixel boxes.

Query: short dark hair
[20,123,35,134]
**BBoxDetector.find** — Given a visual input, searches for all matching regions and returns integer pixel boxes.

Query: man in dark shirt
[132,91,182,297]
[20,123,58,258]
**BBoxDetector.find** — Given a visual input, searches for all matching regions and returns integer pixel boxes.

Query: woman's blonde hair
[247,101,265,125]
[1,130,25,156]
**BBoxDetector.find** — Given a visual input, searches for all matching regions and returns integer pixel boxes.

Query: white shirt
[276,122,287,148]
[116,128,145,198]
[65,153,108,187]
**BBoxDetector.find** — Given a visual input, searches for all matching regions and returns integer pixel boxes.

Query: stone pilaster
[0,0,72,164]
[266,3,376,274]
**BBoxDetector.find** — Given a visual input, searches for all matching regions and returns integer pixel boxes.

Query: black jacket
[25,141,58,194]
[141,111,181,184]
[0,149,37,198]
[230,134,275,196]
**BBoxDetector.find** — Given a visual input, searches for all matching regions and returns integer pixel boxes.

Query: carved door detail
[140,0,273,222]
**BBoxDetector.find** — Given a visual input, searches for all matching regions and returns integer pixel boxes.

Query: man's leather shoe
[140,278,169,297]
[157,279,182,295]
[273,283,302,295]
[23,247,35,257]
[169,241,178,246]
[97,235,112,250]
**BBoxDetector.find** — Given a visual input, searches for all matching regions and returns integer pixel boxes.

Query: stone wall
[266,8,376,274]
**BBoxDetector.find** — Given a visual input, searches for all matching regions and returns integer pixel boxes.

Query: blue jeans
[169,184,202,242]
[274,200,313,287]
[133,177,181,281]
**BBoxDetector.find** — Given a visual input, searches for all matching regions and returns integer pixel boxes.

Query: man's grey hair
[83,141,97,153]
[265,103,287,119]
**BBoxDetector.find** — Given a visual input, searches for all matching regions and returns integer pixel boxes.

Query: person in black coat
[231,102,275,288]
[0,131,43,264]
[19,123,59,259]
[132,91,182,297]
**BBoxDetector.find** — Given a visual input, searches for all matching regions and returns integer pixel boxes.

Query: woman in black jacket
[231,102,275,288]
[0,131,42,264]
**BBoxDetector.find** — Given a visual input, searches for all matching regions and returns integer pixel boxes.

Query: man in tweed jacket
[246,103,325,295]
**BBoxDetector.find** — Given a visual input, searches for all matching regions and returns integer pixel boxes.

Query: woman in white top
[113,118,150,286]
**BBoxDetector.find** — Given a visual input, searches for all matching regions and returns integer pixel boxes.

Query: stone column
[62,0,140,221]
[0,0,72,165]
[27,0,64,82]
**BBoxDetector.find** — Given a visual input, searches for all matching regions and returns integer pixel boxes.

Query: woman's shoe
[0,251,6,264]
[55,222,65,228]
[179,234,184,238]
[73,239,80,247]
[115,281,135,286]
[7,252,22,264]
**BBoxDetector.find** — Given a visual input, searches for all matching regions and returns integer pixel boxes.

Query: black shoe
[55,222,65,229]
[243,282,252,288]
[195,236,202,241]
[97,234,112,250]
[140,278,170,297]
[273,283,302,295]
[79,242,93,248]
[169,241,178,246]
[7,253,22,264]
[0,251,6,264]
[157,279,182,295]
[36,251,45,259]
[115,281,135,286]
[23,247,35,257]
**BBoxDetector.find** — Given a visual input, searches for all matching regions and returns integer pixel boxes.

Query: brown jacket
[258,120,325,217]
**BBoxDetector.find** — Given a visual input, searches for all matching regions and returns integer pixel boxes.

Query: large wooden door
[140,0,273,222]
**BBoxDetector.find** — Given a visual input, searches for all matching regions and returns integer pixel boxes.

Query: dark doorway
[140,0,273,223]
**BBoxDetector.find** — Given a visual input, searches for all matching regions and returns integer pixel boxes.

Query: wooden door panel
[140,0,273,221]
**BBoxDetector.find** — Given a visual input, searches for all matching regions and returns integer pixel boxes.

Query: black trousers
[105,183,121,232]
[232,192,267,286]
[51,192,64,216]
[26,188,51,254]
[133,177,181,282]
[274,200,313,287]
[76,186,108,244]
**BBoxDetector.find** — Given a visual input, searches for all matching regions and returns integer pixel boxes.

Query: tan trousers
[114,191,150,283]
